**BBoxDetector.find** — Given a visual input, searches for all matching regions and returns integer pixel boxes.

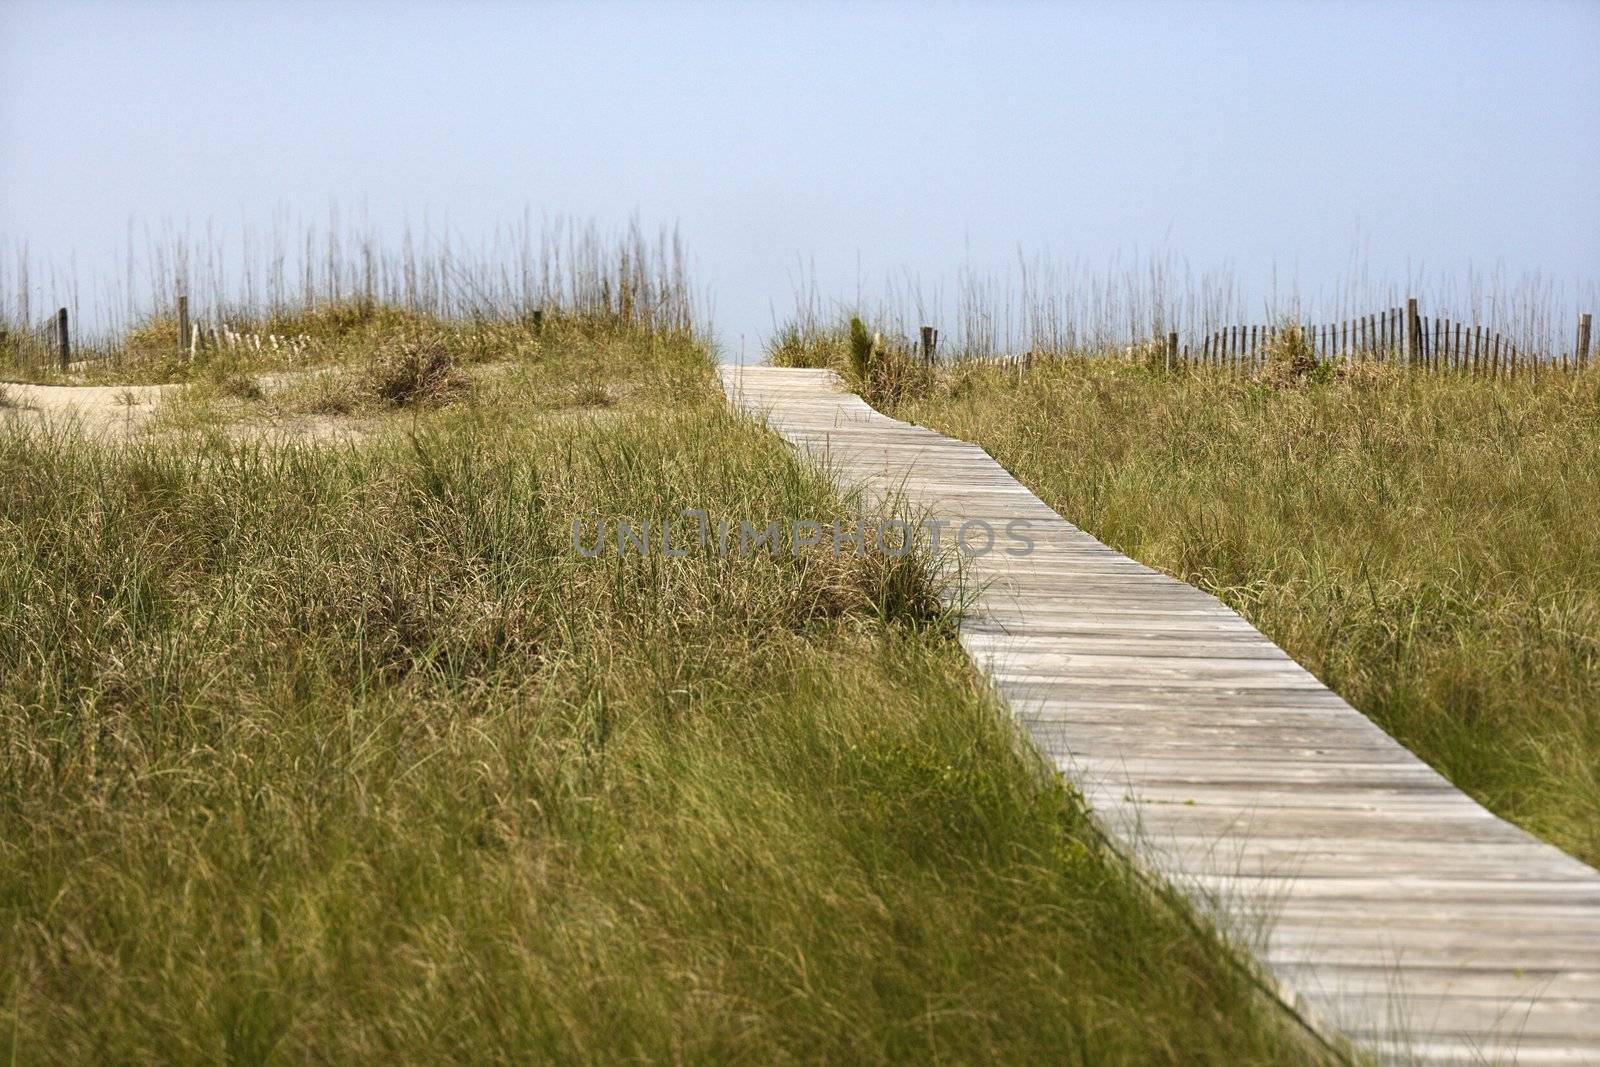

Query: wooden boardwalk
[721,366,1600,1066]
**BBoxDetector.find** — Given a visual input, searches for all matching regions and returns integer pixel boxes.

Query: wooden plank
[719,366,1600,1064]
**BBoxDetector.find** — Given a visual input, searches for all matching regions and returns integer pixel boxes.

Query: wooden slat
[720,365,1600,1065]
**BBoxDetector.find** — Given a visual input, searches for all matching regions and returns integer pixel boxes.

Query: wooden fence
[940,301,1595,378]
[0,307,72,375]
[1,293,316,379]
[1186,301,1594,376]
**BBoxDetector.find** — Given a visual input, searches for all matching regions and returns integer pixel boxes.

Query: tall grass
[1,214,695,379]
[896,358,1600,865]
[0,312,1327,1062]
[773,251,1598,364]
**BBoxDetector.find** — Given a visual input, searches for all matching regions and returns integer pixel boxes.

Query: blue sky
[2,0,1597,356]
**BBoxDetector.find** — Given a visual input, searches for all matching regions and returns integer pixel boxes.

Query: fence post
[1166,331,1178,371]
[1406,298,1420,367]
[177,293,190,355]
[1579,313,1593,369]
[920,325,938,365]
[57,307,70,371]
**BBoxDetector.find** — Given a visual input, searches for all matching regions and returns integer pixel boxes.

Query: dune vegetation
[0,234,1328,1063]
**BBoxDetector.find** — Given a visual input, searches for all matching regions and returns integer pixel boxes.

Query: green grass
[0,317,1323,1064]
[895,356,1600,865]
[768,317,934,409]
[767,318,849,371]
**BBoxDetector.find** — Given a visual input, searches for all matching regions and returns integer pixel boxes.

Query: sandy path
[0,369,340,439]
[0,381,181,437]
[2,362,512,442]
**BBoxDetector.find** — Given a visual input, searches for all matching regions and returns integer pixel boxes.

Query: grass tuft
[767,320,849,370]
[363,330,471,409]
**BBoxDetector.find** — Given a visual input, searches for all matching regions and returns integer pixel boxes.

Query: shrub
[1256,323,1322,387]
[848,316,875,384]
[863,341,934,408]
[364,333,470,409]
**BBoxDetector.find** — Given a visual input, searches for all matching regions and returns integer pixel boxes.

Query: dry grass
[0,306,1327,1063]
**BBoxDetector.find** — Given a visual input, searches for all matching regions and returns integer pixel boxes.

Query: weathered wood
[721,365,1600,1066]
[1406,297,1420,366]
[56,306,69,370]
[1579,313,1593,369]
[176,293,190,356]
